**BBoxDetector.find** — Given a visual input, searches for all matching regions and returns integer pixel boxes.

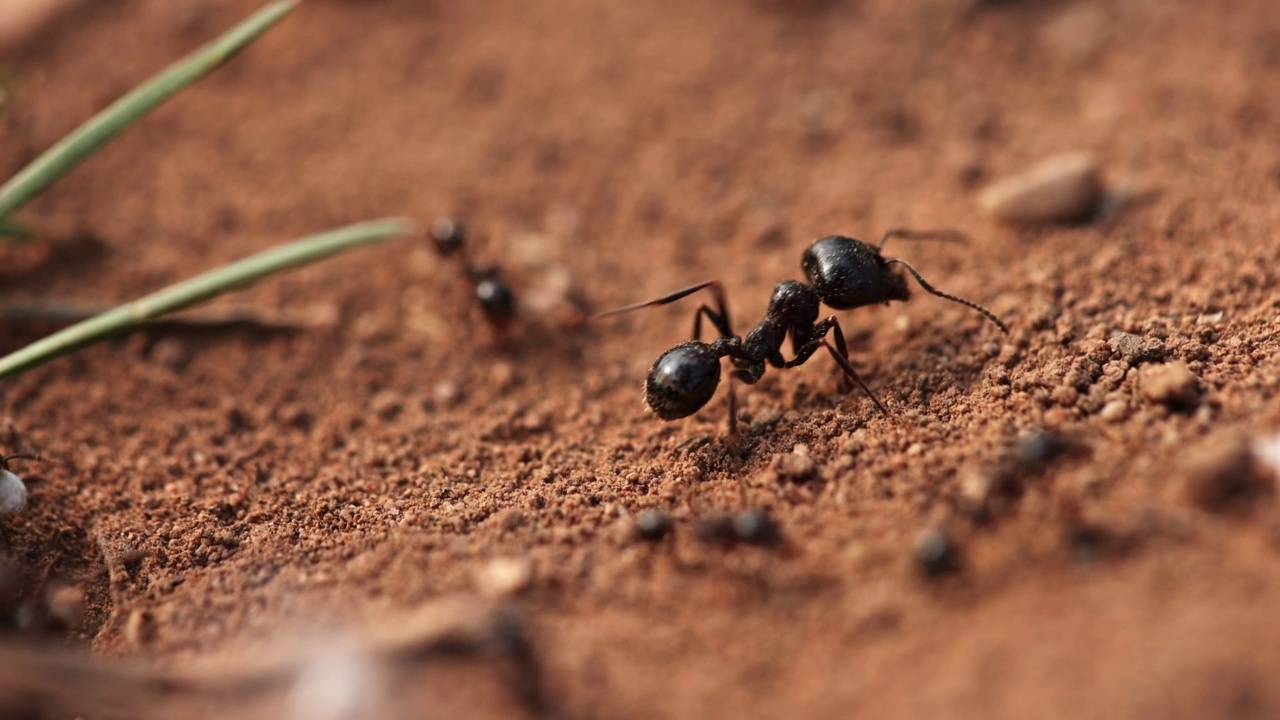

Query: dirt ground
[1,0,1279,717]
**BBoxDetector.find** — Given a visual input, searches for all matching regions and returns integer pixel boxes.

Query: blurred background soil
[1,0,1280,717]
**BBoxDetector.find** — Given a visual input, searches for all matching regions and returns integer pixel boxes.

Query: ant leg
[726,374,739,439]
[785,319,888,415]
[877,228,971,252]
[691,304,734,342]
[821,341,888,415]
[884,258,1008,333]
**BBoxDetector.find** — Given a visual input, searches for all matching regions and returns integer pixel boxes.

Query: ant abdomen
[644,342,724,420]
[474,273,517,328]
[801,236,909,310]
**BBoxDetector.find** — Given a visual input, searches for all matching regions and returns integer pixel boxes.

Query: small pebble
[496,507,524,532]
[490,362,516,392]
[1065,523,1112,562]
[957,461,1023,522]
[0,468,27,514]
[1041,4,1110,66]
[1181,433,1273,512]
[124,609,156,646]
[1254,434,1280,479]
[369,390,404,421]
[289,641,380,720]
[0,0,76,51]
[474,557,534,598]
[773,444,816,482]
[1050,385,1080,407]
[46,584,84,628]
[431,381,463,408]
[278,404,314,431]
[732,510,781,547]
[1107,332,1166,366]
[913,528,961,578]
[634,510,673,542]
[1099,399,1129,423]
[1017,430,1072,465]
[522,262,575,316]
[1042,407,1072,428]
[1139,361,1200,408]
[979,152,1102,223]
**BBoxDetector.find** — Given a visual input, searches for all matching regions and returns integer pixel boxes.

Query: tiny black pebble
[914,528,961,578]
[732,510,781,546]
[634,510,673,542]
[1017,431,1070,466]
[1066,524,1111,563]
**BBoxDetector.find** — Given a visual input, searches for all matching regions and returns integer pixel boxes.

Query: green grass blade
[0,217,414,380]
[0,0,297,222]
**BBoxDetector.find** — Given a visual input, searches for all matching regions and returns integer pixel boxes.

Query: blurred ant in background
[428,216,595,350]
[596,230,1008,435]
[429,217,518,334]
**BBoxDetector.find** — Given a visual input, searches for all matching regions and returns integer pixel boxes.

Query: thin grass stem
[0,217,413,380]
[0,0,297,223]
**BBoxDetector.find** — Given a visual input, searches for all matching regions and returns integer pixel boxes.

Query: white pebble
[474,557,534,598]
[1254,434,1280,480]
[979,152,1102,223]
[0,469,27,514]
[1099,399,1128,423]
[290,641,382,720]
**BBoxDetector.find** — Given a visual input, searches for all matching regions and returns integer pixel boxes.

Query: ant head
[802,236,909,311]
[644,342,723,420]
[429,216,467,257]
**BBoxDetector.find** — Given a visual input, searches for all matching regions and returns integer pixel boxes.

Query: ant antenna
[885,258,1008,333]
[877,228,972,251]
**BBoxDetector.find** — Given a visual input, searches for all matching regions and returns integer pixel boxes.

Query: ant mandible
[595,229,1008,434]
[429,217,518,332]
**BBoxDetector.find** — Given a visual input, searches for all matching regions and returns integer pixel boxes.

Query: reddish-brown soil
[2,0,1280,717]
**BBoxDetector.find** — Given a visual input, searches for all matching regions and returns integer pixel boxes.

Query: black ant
[595,230,1008,433]
[429,217,517,332]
